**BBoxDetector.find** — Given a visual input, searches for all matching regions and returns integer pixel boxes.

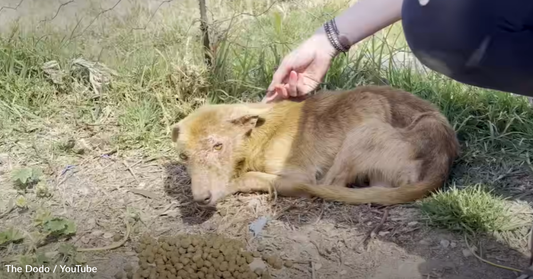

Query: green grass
[1,0,533,266]
[419,184,532,235]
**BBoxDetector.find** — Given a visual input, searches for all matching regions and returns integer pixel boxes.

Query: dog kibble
[130,233,291,279]
[284,260,294,268]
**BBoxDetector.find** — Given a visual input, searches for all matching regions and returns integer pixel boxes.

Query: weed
[0,227,24,247]
[35,182,51,198]
[14,195,28,209]
[11,167,43,192]
[419,184,531,235]
[34,209,77,241]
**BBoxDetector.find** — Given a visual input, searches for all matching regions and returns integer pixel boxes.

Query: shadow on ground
[162,161,216,225]
[161,151,532,279]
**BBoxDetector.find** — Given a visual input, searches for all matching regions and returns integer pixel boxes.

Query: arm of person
[265,0,405,102]
[317,0,404,50]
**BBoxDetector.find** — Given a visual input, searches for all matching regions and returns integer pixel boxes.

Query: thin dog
[171,85,460,207]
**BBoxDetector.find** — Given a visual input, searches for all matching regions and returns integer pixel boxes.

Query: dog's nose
[194,192,212,205]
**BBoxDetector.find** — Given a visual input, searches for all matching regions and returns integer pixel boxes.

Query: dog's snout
[194,191,212,205]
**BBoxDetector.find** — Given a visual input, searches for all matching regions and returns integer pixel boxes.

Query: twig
[131,0,175,31]
[0,0,24,15]
[529,221,533,266]
[313,200,326,225]
[70,0,123,40]
[38,0,75,24]
[123,160,140,183]
[77,218,132,252]
[463,234,522,273]
[361,208,389,247]
[310,261,316,279]
[272,200,299,220]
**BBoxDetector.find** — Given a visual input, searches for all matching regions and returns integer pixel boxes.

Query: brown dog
[171,85,460,207]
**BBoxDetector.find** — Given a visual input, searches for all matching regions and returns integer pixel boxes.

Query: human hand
[263,32,338,103]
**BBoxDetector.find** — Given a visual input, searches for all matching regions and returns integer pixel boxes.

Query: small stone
[314,263,322,270]
[450,242,457,248]
[284,260,294,268]
[462,247,476,257]
[104,232,114,239]
[440,239,450,248]
[249,258,267,272]
[91,230,104,236]
[72,139,91,154]
[418,238,430,245]
[113,233,123,241]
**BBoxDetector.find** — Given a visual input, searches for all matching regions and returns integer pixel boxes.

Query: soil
[0,0,531,278]
[1,151,529,279]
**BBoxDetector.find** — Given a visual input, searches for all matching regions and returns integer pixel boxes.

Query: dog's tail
[292,178,442,205]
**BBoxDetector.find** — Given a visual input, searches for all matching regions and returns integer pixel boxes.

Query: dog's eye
[179,153,188,161]
[213,143,223,151]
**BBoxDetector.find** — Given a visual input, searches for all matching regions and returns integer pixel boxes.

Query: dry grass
[1,0,533,278]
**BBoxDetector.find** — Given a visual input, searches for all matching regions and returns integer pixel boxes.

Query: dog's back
[282,85,460,204]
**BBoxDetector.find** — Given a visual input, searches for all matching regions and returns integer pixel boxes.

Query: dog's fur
[171,85,460,207]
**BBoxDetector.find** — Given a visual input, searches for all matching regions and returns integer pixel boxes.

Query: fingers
[288,71,298,97]
[296,72,315,94]
[262,91,277,103]
[267,58,292,93]
[266,70,311,103]
[264,85,290,103]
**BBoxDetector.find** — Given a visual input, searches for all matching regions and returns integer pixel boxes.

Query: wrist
[312,27,342,58]
[315,20,352,55]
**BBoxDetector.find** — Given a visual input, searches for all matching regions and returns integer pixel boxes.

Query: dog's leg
[320,120,420,188]
[231,171,313,198]
[231,172,278,193]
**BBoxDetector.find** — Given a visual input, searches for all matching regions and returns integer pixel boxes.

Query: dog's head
[171,103,269,207]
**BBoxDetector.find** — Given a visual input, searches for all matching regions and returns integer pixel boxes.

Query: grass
[419,184,532,235]
[1,0,533,277]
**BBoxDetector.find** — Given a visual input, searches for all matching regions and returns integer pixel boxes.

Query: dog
[171,85,460,207]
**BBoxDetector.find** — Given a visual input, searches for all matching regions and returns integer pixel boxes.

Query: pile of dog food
[116,233,293,279]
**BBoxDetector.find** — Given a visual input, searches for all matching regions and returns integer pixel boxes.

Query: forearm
[317,0,404,47]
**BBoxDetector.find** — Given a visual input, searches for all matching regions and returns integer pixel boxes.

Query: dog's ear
[229,114,263,135]
[229,114,259,127]
[171,124,180,142]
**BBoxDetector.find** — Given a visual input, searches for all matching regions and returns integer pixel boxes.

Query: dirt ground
[0,0,532,278]
[1,144,530,279]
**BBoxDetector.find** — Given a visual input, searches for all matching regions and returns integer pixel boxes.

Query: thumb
[263,88,284,103]
[262,91,277,103]
[268,59,292,92]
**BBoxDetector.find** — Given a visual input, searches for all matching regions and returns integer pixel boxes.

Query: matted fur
[171,85,460,206]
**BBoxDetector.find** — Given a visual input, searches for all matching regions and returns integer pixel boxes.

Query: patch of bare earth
[1,146,529,279]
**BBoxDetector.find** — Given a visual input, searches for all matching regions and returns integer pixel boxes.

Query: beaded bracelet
[323,19,350,53]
